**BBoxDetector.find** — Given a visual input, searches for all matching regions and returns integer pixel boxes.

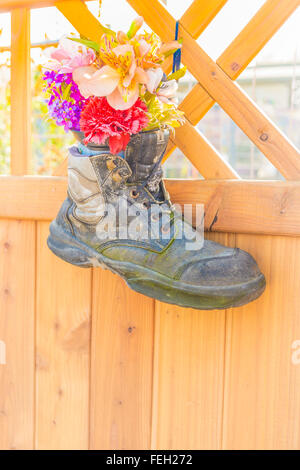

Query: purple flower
[43,71,86,131]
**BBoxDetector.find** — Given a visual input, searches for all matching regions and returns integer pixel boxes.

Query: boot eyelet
[162,225,170,234]
[151,213,159,222]
[130,190,139,199]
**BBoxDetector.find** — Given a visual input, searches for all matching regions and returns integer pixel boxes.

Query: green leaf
[68,37,100,52]
[166,66,187,82]
[163,38,183,58]
[100,25,117,37]
[163,48,179,59]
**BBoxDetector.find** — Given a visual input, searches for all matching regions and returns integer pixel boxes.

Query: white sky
[0,0,299,64]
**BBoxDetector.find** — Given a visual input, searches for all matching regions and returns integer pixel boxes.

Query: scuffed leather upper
[58,129,261,286]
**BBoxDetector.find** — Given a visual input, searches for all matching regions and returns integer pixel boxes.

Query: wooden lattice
[1,0,300,179]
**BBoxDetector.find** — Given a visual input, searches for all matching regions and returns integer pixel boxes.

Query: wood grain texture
[1,177,300,237]
[90,269,154,450]
[166,179,300,237]
[0,176,68,220]
[180,0,228,39]
[152,233,230,450]
[10,8,31,175]
[222,234,300,450]
[0,0,53,11]
[0,0,93,12]
[35,221,91,449]
[0,220,35,449]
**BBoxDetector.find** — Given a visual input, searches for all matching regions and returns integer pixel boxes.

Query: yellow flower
[72,18,182,110]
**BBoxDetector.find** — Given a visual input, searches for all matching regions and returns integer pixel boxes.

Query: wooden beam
[0,40,58,53]
[10,8,31,175]
[0,0,54,11]
[180,0,228,39]
[1,176,300,237]
[167,179,300,237]
[0,0,93,13]
[128,0,300,180]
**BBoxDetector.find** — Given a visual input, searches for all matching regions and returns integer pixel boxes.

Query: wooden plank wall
[0,218,299,450]
[1,0,299,451]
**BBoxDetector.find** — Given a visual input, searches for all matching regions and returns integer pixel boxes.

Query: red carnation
[80,96,149,154]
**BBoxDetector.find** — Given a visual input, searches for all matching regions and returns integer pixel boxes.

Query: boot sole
[47,221,266,310]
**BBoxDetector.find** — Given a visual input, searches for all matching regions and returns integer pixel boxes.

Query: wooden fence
[0,0,300,450]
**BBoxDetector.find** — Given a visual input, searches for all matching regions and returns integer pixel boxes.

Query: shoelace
[133,146,176,235]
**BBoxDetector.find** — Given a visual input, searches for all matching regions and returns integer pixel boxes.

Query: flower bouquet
[42,16,186,154]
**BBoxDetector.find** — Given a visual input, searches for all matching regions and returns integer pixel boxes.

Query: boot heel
[47,222,94,268]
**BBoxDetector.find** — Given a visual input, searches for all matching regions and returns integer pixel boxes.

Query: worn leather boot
[48,129,265,309]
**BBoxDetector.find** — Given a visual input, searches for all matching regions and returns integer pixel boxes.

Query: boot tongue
[124,129,169,185]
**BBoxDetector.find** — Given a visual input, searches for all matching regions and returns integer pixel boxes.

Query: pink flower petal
[158,40,182,55]
[73,65,119,99]
[72,65,98,83]
[51,48,70,61]
[123,61,137,88]
[137,39,151,58]
[113,44,135,57]
[146,67,163,93]
[157,79,178,98]
[50,37,96,74]
[134,66,148,84]
[107,86,139,110]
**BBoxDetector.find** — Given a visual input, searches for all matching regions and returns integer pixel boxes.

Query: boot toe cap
[179,248,263,288]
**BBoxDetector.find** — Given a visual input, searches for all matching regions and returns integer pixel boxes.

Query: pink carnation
[80,97,149,154]
[49,37,96,74]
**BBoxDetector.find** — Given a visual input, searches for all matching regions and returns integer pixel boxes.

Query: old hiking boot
[48,129,266,309]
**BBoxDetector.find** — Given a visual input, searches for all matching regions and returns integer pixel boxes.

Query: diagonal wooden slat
[163,0,229,74]
[154,0,237,178]
[166,0,300,157]
[181,0,228,39]
[169,122,239,179]
[55,0,106,43]
[127,0,300,180]
[218,0,300,80]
